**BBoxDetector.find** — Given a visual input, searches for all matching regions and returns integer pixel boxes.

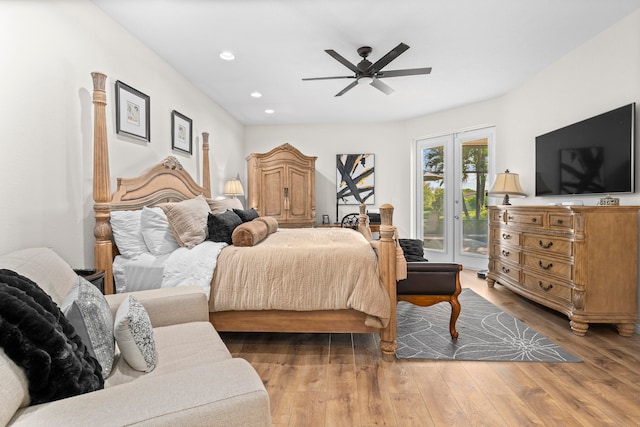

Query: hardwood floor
[220,270,640,426]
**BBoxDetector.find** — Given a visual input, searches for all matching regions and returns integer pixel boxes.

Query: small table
[74,269,105,294]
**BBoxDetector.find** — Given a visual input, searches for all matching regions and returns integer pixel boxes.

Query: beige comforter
[210,227,390,327]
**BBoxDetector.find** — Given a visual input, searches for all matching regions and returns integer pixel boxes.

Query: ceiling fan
[302,42,432,97]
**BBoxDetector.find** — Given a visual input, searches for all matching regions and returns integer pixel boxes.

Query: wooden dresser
[487,205,638,336]
[247,144,316,228]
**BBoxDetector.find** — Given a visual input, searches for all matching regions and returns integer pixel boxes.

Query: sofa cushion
[0,270,103,405]
[0,247,78,306]
[0,348,29,426]
[114,295,157,373]
[61,276,115,377]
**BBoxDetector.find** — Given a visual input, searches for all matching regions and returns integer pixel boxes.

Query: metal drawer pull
[501,266,510,274]
[557,219,563,224]
[538,260,553,270]
[502,233,511,240]
[501,250,510,257]
[538,240,553,249]
[531,218,537,222]
[538,281,553,291]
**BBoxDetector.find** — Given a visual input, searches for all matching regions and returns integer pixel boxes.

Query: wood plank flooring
[220,270,640,426]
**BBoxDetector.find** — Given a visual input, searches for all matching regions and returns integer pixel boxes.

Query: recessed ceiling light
[219,51,235,61]
[265,109,275,114]
[250,92,262,98]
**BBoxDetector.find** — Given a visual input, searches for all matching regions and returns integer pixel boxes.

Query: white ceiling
[92,0,640,126]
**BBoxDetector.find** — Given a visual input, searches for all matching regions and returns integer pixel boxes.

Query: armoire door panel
[262,169,284,218]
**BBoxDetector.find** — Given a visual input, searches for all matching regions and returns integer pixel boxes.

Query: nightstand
[74,269,105,294]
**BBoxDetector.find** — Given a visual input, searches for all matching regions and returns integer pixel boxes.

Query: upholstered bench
[396,239,463,339]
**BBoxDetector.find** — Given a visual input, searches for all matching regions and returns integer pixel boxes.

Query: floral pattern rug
[396,288,581,362]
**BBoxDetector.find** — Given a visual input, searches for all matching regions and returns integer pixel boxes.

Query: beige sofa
[0,247,270,426]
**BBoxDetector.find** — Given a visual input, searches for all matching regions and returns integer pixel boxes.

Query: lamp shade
[223,178,244,198]
[488,169,526,205]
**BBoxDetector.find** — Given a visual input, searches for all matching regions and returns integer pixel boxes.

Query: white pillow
[110,210,148,258]
[140,207,179,256]
[113,295,157,373]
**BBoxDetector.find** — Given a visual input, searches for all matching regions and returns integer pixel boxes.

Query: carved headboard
[91,72,212,293]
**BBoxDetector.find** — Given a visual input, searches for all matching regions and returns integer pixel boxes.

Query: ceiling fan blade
[302,75,354,81]
[368,42,409,73]
[325,49,359,73]
[377,67,432,78]
[335,81,358,97]
[370,79,395,95]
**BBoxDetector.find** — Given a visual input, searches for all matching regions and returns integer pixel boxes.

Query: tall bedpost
[91,72,114,294]
[378,203,397,360]
[357,203,373,241]
[202,132,211,198]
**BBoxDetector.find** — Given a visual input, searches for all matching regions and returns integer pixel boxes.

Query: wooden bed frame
[91,72,399,359]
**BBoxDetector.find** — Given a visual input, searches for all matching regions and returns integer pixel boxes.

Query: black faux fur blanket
[0,269,103,405]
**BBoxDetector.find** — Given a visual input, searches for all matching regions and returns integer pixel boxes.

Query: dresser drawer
[522,234,572,257]
[493,244,521,263]
[548,213,573,231]
[522,272,572,304]
[494,259,520,282]
[523,253,572,280]
[493,228,521,246]
[505,211,544,228]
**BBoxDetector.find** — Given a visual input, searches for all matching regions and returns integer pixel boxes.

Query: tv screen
[535,103,635,196]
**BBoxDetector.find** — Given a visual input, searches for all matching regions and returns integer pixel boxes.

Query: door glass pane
[460,139,488,256]
[422,146,445,251]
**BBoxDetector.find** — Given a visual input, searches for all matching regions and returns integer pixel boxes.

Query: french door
[415,127,494,270]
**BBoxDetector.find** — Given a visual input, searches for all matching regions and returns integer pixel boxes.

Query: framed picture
[171,110,193,154]
[336,153,375,205]
[115,80,150,141]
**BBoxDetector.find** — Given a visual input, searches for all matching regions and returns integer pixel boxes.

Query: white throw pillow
[110,210,148,258]
[140,207,180,256]
[113,295,157,373]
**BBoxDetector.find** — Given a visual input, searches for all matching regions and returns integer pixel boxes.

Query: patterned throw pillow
[61,276,115,377]
[113,295,157,373]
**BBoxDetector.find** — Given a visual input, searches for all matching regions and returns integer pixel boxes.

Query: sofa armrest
[11,358,270,427]
[105,286,208,328]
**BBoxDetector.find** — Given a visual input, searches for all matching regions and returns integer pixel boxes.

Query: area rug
[396,288,581,362]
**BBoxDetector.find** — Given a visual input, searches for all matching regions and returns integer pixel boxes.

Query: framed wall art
[115,80,150,141]
[336,153,375,205]
[171,110,193,154]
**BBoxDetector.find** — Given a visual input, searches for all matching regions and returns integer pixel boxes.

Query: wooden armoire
[246,144,317,228]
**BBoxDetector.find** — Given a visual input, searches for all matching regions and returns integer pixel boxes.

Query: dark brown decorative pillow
[233,208,260,223]
[207,210,242,244]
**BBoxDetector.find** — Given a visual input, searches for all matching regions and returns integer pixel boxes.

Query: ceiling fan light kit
[302,42,432,97]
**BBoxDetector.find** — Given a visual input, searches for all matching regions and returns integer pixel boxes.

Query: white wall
[0,1,244,267]
[497,9,640,207]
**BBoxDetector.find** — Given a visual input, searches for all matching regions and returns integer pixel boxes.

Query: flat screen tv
[535,103,635,196]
